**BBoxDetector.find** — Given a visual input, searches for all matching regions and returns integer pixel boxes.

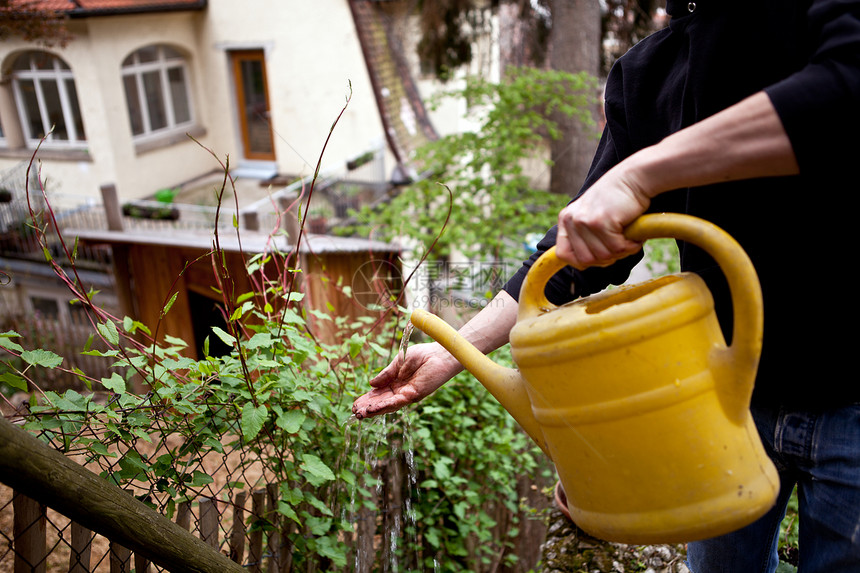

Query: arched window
[11,51,86,147]
[122,45,193,139]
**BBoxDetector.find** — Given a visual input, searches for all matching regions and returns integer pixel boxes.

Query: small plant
[121,187,181,220]
[154,187,179,204]
[121,202,180,220]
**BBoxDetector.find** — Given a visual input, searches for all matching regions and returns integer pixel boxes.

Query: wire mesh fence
[0,393,434,573]
[0,289,550,573]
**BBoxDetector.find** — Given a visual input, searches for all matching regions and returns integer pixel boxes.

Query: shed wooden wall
[303,250,402,344]
[126,244,401,357]
[127,244,255,356]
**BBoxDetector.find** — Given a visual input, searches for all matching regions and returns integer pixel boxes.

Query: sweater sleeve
[502,123,642,304]
[764,0,860,179]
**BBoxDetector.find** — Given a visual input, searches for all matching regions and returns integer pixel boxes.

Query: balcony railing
[0,145,391,267]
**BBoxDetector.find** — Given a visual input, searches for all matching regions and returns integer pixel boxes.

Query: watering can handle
[518,213,763,397]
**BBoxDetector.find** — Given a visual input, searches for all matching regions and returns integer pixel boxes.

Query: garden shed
[69,227,403,358]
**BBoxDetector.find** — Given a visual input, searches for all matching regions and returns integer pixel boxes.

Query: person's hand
[556,165,651,269]
[352,342,463,419]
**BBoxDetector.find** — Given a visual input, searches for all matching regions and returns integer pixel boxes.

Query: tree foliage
[414,0,663,78]
[349,66,599,264]
[415,0,491,81]
[602,0,663,73]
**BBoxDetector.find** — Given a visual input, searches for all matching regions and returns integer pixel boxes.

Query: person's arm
[556,91,799,269]
[352,289,518,418]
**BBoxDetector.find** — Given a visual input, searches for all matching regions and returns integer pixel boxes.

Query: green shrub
[348,66,599,264]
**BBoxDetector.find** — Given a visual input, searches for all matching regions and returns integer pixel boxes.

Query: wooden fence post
[278,192,301,246]
[355,473,377,573]
[68,522,93,573]
[100,184,124,233]
[176,500,193,531]
[134,553,152,573]
[242,210,260,232]
[0,417,246,573]
[99,182,136,383]
[12,492,46,573]
[266,483,281,573]
[229,491,247,564]
[248,490,266,573]
[199,497,219,549]
[381,451,404,571]
[109,542,131,573]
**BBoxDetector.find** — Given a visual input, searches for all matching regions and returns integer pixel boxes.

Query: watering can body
[410,213,779,544]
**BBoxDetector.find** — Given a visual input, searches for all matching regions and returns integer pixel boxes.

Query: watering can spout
[410,308,550,456]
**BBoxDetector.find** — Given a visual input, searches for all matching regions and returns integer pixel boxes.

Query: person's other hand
[556,167,650,269]
[352,342,463,419]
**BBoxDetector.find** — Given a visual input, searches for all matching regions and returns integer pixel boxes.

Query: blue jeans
[687,403,860,573]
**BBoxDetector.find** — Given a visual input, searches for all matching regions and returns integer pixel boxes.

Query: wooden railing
[3,487,293,573]
[0,416,246,573]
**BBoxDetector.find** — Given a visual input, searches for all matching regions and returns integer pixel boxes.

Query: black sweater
[502,0,860,410]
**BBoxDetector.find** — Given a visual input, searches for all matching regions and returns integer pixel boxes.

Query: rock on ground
[538,509,691,573]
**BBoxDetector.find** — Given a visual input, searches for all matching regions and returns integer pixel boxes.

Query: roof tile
[13,0,205,14]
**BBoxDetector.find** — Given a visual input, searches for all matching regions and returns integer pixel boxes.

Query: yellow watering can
[410,213,779,544]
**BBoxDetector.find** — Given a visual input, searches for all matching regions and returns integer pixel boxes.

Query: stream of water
[398,320,414,364]
[345,321,421,572]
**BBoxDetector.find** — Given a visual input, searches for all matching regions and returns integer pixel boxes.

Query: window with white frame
[11,51,87,147]
[122,45,194,139]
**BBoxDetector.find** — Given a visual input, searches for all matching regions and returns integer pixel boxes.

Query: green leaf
[122,317,152,336]
[0,372,27,392]
[163,334,188,348]
[161,292,179,317]
[211,326,236,347]
[305,515,331,536]
[81,349,119,357]
[277,500,300,523]
[300,454,335,486]
[286,291,304,303]
[0,331,24,353]
[21,349,63,368]
[274,409,305,434]
[101,372,126,394]
[97,320,119,346]
[314,534,346,567]
[453,501,468,520]
[432,457,452,481]
[119,450,149,473]
[190,471,214,487]
[305,494,334,517]
[348,334,364,358]
[425,527,441,548]
[88,441,113,458]
[246,333,273,350]
[240,402,268,441]
[236,291,255,304]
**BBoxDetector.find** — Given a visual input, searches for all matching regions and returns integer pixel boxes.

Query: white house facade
[0,0,396,201]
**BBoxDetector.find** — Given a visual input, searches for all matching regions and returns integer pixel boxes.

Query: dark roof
[16,0,207,16]
[67,228,402,255]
